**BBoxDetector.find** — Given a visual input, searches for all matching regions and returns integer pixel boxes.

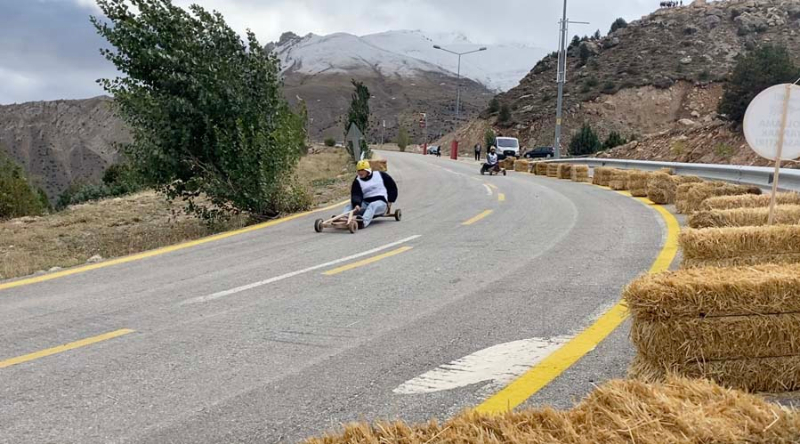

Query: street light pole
[553,0,589,159]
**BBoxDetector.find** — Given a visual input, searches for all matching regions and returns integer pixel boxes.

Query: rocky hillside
[450,0,800,164]
[0,96,130,200]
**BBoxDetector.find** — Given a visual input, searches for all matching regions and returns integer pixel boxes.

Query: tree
[569,124,602,156]
[593,29,602,40]
[345,79,371,160]
[610,18,628,34]
[719,45,798,125]
[603,131,627,150]
[498,103,512,124]
[91,0,307,221]
[484,129,497,150]
[487,97,500,114]
[579,43,592,65]
[0,149,47,219]
[396,127,410,152]
[570,35,581,48]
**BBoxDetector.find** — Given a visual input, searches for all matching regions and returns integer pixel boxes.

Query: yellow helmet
[356,160,371,171]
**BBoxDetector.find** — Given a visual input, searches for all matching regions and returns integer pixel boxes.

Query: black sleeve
[380,172,398,203]
[350,178,363,207]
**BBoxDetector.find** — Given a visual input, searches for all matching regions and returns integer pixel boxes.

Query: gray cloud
[1,0,658,104]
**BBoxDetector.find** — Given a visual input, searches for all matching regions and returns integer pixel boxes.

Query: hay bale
[685,183,762,214]
[368,160,387,171]
[591,167,616,186]
[646,172,675,204]
[557,164,573,179]
[609,169,631,190]
[688,205,800,229]
[546,163,559,178]
[630,354,800,393]
[658,167,675,175]
[503,157,517,170]
[628,171,650,197]
[534,162,549,175]
[306,376,800,444]
[527,162,537,174]
[675,179,712,213]
[632,312,800,363]
[513,159,530,172]
[571,165,590,182]
[703,192,800,211]
[680,225,800,268]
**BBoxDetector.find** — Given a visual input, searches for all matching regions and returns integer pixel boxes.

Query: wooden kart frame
[314,203,402,234]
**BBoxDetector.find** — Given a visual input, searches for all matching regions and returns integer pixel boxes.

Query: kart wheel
[348,221,358,234]
[480,169,485,175]
[314,219,324,233]
[394,209,402,221]
[503,170,507,176]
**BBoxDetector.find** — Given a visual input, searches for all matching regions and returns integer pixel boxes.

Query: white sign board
[743,84,800,161]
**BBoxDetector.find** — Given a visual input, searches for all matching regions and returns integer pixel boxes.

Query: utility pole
[553,0,589,159]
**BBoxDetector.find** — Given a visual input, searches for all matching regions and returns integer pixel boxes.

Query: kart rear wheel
[348,221,358,234]
[394,209,402,221]
[314,219,324,233]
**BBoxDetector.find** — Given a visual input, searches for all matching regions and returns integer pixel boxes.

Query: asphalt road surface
[0,151,665,443]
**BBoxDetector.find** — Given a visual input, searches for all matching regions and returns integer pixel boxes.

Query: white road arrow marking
[393,336,572,395]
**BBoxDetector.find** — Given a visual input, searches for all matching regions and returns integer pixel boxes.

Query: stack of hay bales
[547,163,559,178]
[307,376,800,443]
[628,171,651,197]
[571,165,590,183]
[658,167,675,175]
[534,162,549,176]
[680,225,800,268]
[675,180,714,213]
[684,183,762,214]
[501,157,516,170]
[688,205,800,229]
[591,167,615,186]
[625,264,800,393]
[557,164,573,180]
[703,192,800,211]
[609,169,631,190]
[368,160,387,171]
[513,159,530,172]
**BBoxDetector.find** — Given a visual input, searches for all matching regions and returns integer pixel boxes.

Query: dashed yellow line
[462,210,494,226]
[475,189,680,415]
[498,193,506,202]
[323,247,413,276]
[0,329,135,369]
[486,183,499,190]
[0,200,349,293]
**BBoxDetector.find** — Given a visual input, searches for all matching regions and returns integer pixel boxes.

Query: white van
[495,137,520,157]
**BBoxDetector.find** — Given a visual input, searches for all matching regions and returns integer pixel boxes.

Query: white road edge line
[180,235,422,305]
[483,184,493,196]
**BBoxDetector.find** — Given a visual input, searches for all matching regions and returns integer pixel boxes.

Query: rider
[484,146,499,171]
[346,160,398,228]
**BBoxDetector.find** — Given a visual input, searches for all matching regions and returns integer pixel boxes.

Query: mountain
[441,0,800,166]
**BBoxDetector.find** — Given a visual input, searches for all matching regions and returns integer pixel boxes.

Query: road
[0,151,665,443]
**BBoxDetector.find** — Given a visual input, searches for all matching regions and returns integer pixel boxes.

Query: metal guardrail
[544,158,800,192]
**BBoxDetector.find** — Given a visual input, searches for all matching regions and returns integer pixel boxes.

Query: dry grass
[702,193,800,211]
[630,355,800,393]
[628,171,651,197]
[306,376,800,444]
[688,205,800,229]
[624,263,800,321]
[680,225,800,268]
[557,163,573,179]
[513,159,530,172]
[609,169,631,190]
[571,165,590,182]
[0,148,353,280]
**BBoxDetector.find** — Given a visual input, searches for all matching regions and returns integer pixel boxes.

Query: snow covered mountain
[274,30,547,92]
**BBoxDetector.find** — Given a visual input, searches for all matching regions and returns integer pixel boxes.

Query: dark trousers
[475,152,480,161]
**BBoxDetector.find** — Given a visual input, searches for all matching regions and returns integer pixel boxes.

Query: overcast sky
[0,0,657,104]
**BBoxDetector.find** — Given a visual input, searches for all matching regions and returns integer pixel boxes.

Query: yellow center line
[323,246,413,276]
[0,329,135,369]
[498,193,506,202]
[487,183,499,190]
[462,210,494,226]
[475,191,680,415]
[0,200,349,293]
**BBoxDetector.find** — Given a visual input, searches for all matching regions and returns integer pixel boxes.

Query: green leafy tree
[484,129,497,150]
[603,131,627,150]
[569,124,602,156]
[345,79,371,160]
[91,0,306,221]
[0,149,47,219]
[396,127,410,152]
[498,103,512,124]
[487,97,500,114]
[719,45,798,124]
[610,18,628,34]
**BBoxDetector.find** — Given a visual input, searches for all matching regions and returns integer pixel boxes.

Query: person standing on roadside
[474,143,482,161]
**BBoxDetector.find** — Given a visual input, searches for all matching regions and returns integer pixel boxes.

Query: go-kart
[480,162,506,176]
[314,203,402,234]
